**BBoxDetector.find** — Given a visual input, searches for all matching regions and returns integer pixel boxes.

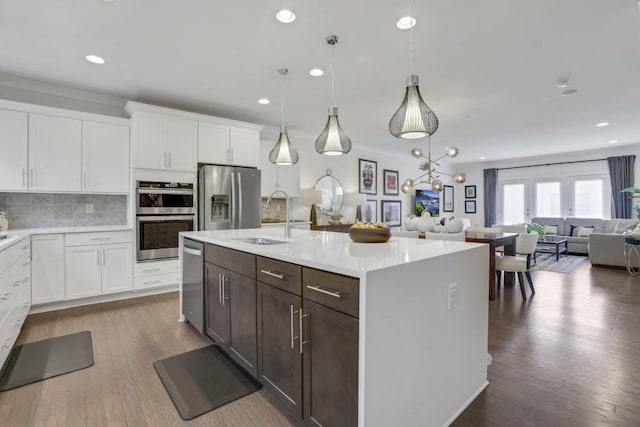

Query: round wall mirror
[314,170,344,215]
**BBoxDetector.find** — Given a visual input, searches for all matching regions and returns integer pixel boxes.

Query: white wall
[453,143,640,226]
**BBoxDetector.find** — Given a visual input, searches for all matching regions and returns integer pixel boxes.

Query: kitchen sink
[234,237,289,245]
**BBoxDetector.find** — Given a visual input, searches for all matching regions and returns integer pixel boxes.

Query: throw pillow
[577,227,594,237]
[543,225,558,235]
[569,224,579,236]
[416,216,434,232]
[613,224,634,234]
[444,218,464,233]
[433,224,446,232]
[405,217,418,231]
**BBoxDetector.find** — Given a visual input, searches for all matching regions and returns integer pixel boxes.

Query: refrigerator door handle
[237,173,243,229]
[230,172,237,229]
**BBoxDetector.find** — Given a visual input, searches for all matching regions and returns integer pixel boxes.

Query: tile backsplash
[0,193,127,229]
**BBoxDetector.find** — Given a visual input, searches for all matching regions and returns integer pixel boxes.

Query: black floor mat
[0,331,94,392]
[153,345,262,420]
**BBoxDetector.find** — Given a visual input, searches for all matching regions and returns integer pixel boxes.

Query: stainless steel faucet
[265,188,291,238]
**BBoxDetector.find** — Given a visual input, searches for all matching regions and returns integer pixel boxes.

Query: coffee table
[536,235,568,261]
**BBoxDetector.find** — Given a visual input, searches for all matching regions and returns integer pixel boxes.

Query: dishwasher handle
[183,247,202,257]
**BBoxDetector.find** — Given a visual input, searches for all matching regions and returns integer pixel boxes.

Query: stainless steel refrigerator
[198,165,262,231]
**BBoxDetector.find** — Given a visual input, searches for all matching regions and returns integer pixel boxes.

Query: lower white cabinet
[65,232,133,300]
[31,234,65,305]
[134,258,179,290]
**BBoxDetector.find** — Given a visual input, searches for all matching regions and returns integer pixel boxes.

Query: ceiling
[1,0,640,163]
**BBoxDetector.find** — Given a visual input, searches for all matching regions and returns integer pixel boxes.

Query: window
[502,183,526,224]
[535,182,561,217]
[573,179,604,218]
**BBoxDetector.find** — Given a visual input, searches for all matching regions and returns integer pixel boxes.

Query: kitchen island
[179,228,489,427]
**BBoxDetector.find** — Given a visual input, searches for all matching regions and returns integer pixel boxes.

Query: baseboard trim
[590,263,626,270]
[442,380,490,427]
[29,285,179,314]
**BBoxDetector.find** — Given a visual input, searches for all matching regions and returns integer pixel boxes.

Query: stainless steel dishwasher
[182,238,204,334]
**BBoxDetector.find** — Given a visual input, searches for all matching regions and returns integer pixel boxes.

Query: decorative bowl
[348,226,391,243]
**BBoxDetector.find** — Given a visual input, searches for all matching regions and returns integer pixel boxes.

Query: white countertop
[181,228,484,278]
[0,225,132,251]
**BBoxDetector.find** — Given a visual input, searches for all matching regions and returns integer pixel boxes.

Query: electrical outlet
[448,283,457,311]
[85,203,94,214]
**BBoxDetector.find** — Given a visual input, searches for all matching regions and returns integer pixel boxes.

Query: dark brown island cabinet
[205,243,359,426]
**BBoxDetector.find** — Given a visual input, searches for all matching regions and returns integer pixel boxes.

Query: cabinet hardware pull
[103,248,106,266]
[143,279,161,285]
[30,169,34,187]
[97,251,100,266]
[290,305,300,349]
[90,237,112,241]
[84,171,88,189]
[12,281,20,287]
[222,274,229,305]
[22,168,26,188]
[260,269,285,280]
[183,247,202,256]
[218,273,222,304]
[299,309,309,354]
[306,285,342,298]
[143,268,160,273]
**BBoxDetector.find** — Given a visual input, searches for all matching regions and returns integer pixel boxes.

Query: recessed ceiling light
[85,55,105,64]
[258,98,270,105]
[309,68,324,77]
[596,122,609,127]
[276,9,296,23]
[396,16,416,30]
[479,156,486,160]
[608,140,619,144]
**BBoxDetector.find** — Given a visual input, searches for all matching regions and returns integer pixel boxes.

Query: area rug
[153,345,261,420]
[532,253,587,274]
[0,331,94,392]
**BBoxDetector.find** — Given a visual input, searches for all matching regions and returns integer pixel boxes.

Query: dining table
[465,231,518,301]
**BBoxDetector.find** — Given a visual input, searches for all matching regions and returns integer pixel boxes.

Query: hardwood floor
[1,262,638,426]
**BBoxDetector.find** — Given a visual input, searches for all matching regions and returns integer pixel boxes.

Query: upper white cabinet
[0,108,28,191]
[198,123,260,167]
[29,114,82,192]
[0,100,131,194]
[82,121,130,193]
[259,142,301,197]
[132,112,197,171]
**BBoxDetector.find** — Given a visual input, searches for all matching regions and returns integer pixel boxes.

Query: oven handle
[137,188,195,195]
[137,215,196,222]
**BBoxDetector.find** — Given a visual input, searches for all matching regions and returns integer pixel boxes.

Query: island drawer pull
[261,269,285,280]
[306,285,341,298]
[143,279,161,285]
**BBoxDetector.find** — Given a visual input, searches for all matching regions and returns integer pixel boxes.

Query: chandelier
[401,139,466,193]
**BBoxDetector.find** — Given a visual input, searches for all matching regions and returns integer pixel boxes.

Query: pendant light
[315,35,351,156]
[269,68,299,165]
[389,14,439,139]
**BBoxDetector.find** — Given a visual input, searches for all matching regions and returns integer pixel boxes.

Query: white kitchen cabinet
[65,245,102,300]
[28,114,82,191]
[133,258,179,291]
[198,123,260,167]
[134,112,197,171]
[31,234,65,305]
[65,231,133,299]
[198,122,230,164]
[0,108,28,191]
[82,121,130,193]
[259,142,301,197]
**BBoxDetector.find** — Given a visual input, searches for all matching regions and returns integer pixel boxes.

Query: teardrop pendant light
[315,35,351,156]
[389,15,439,139]
[269,68,299,165]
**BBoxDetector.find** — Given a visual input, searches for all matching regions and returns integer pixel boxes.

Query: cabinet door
[198,122,230,164]
[134,113,167,169]
[166,117,197,171]
[101,243,133,294]
[29,114,82,191]
[82,121,130,193]
[257,283,303,418]
[31,235,65,305]
[229,127,259,167]
[0,109,28,191]
[65,245,101,300]
[226,270,257,377]
[205,262,229,345]
[303,299,359,427]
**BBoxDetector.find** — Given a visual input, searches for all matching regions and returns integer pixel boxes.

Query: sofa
[531,217,638,262]
[404,215,471,242]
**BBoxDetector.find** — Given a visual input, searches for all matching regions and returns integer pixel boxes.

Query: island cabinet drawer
[257,257,301,295]
[205,244,256,279]
[302,268,359,318]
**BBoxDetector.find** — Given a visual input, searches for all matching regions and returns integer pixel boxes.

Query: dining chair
[495,231,539,300]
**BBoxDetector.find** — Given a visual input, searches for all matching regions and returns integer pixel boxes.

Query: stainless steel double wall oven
[136,181,195,261]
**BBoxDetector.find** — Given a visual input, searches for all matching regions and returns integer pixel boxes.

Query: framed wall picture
[465,200,477,214]
[443,185,454,212]
[365,199,377,222]
[381,200,402,227]
[383,169,399,195]
[359,159,377,194]
[465,185,477,199]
